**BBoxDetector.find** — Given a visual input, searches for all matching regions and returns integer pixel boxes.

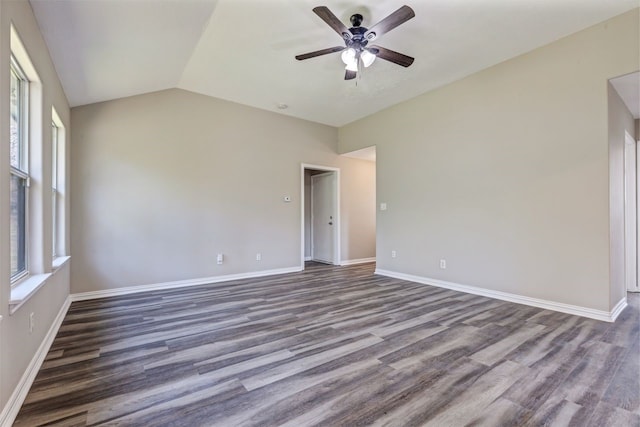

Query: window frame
[51,120,59,258]
[10,55,30,286]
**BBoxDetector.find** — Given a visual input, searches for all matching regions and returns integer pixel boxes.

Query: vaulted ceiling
[30,0,639,126]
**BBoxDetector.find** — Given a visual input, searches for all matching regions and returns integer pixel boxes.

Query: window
[8,24,58,310]
[52,121,58,257]
[51,108,66,263]
[10,58,29,281]
[10,56,29,283]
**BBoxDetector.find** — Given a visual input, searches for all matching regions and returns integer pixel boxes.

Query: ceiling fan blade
[313,6,352,41]
[364,5,415,42]
[345,69,357,80]
[295,46,345,61]
[367,46,414,67]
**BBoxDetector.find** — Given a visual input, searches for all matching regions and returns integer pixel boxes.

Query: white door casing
[629,131,640,292]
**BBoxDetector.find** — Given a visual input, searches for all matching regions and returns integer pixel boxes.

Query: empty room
[1,0,639,426]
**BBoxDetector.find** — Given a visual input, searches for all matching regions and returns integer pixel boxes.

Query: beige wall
[70,88,376,293]
[608,84,637,306]
[339,9,639,312]
[0,0,71,415]
[338,162,377,263]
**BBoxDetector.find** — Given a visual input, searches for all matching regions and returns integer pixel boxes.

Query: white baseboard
[610,297,628,322]
[375,269,623,322]
[304,256,312,261]
[0,296,71,426]
[71,266,302,302]
[340,257,376,266]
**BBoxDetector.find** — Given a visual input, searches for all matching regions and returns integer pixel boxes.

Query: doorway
[626,130,640,292]
[610,72,640,294]
[301,164,340,269]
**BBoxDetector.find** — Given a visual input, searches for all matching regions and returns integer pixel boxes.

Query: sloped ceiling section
[31,0,639,126]
[611,72,640,119]
[30,0,219,107]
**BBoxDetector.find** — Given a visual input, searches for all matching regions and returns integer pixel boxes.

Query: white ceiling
[610,72,640,119]
[31,0,639,127]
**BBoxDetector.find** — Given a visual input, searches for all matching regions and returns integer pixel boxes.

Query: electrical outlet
[380,203,387,211]
[29,312,35,333]
[217,254,224,265]
[256,253,261,261]
[440,259,446,269]
[391,250,397,258]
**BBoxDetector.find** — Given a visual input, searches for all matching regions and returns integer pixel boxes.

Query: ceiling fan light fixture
[341,47,356,65]
[361,50,376,67]
[345,60,358,72]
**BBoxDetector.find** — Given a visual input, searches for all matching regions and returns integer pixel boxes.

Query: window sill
[52,256,70,271]
[10,273,52,315]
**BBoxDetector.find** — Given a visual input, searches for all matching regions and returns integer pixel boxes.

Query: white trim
[9,273,52,314]
[610,297,628,321]
[301,164,341,269]
[375,269,625,323]
[11,25,41,82]
[310,172,335,264]
[300,166,306,269]
[10,259,70,314]
[304,256,312,261]
[0,296,71,427]
[71,266,302,302]
[624,130,638,293]
[52,255,71,271]
[340,257,376,266]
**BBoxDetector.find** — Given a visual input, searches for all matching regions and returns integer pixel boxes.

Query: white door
[311,172,335,264]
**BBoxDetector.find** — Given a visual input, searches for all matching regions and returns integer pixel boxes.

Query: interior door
[312,172,335,264]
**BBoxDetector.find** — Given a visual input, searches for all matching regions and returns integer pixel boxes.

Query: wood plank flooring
[13,262,640,426]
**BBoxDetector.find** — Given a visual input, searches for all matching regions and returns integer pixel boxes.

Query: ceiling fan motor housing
[347,24,368,52]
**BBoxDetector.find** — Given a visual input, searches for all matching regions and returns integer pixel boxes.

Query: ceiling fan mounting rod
[350,13,363,27]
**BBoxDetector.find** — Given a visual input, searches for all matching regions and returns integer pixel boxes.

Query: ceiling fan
[296,5,415,80]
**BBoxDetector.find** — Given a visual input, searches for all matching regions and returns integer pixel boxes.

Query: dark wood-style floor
[14,262,640,426]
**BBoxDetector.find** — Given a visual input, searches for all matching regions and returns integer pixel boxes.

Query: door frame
[300,164,340,269]
[311,172,335,264]
[627,130,640,292]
